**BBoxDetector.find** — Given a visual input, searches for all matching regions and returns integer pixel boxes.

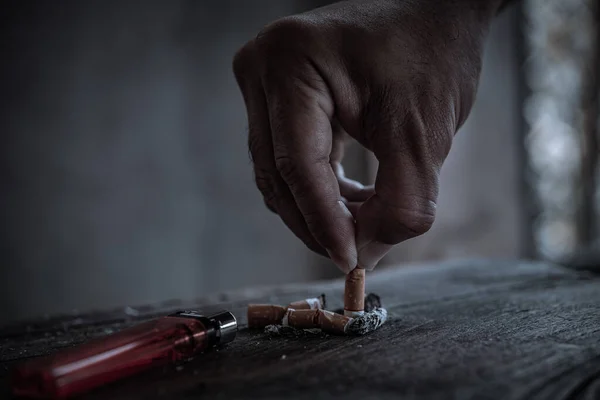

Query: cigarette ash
[344,307,387,336]
[263,292,387,337]
[264,325,327,339]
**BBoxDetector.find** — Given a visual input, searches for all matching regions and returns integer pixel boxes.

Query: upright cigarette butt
[247,304,287,328]
[319,310,352,335]
[287,294,326,310]
[286,309,320,329]
[344,268,365,316]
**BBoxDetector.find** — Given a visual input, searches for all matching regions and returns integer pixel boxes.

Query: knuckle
[391,203,436,238]
[274,155,301,185]
[428,123,454,163]
[456,77,479,130]
[232,41,256,82]
[254,170,278,212]
[255,16,313,56]
[253,17,328,102]
[303,210,333,248]
[374,195,437,243]
[302,209,324,231]
[273,154,316,203]
[247,131,264,163]
[398,209,435,237]
[263,199,277,213]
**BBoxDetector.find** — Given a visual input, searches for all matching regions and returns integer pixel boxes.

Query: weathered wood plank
[1,259,599,399]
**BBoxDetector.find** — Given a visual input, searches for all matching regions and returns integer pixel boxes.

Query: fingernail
[326,248,355,274]
[357,241,393,271]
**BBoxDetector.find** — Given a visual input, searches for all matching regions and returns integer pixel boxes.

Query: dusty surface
[2,259,600,399]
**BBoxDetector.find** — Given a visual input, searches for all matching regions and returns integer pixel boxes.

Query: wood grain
[1,259,600,400]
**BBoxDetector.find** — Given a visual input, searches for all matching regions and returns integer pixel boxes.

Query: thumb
[355,126,447,270]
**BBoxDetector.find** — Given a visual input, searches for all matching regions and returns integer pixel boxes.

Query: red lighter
[11,310,237,399]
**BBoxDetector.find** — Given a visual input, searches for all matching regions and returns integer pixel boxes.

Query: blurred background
[0,0,598,326]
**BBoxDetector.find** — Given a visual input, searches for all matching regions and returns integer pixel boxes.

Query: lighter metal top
[209,311,237,345]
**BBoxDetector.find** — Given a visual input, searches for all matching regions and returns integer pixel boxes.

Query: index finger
[263,65,357,274]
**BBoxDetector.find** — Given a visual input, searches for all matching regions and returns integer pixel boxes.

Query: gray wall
[0,0,327,325]
[0,1,522,325]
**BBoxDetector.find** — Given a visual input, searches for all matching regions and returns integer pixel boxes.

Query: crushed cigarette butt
[252,291,387,337]
[344,307,387,336]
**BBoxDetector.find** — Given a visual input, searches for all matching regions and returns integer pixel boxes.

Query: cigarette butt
[247,304,287,328]
[282,308,291,326]
[287,294,326,310]
[344,310,365,317]
[319,310,352,335]
[344,267,365,314]
[286,309,321,329]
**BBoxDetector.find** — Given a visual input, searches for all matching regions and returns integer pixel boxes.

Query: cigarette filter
[247,304,287,328]
[285,309,321,329]
[287,294,326,310]
[318,310,353,335]
[344,267,365,317]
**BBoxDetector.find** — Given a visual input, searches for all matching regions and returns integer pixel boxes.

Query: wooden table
[1,259,600,400]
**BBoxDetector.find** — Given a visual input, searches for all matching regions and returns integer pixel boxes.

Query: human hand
[233,0,504,273]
